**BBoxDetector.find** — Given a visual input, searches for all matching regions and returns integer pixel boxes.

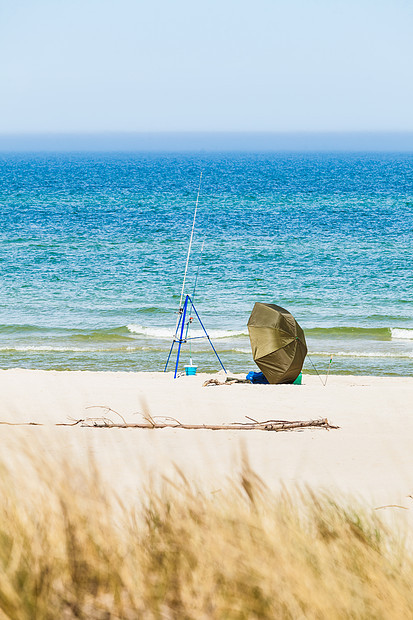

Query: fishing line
[306,354,324,384]
[191,239,205,301]
[306,353,333,386]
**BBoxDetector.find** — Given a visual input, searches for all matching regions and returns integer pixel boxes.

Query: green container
[293,372,302,385]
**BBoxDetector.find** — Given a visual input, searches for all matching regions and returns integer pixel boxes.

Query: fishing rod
[178,171,203,312]
[165,172,226,377]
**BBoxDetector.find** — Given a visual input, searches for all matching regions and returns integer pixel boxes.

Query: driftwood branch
[0,403,339,432]
[76,417,338,431]
[0,418,337,431]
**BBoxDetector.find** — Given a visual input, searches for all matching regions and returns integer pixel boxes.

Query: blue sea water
[0,151,412,376]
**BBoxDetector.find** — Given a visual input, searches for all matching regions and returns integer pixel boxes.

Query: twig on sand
[0,421,43,426]
[374,505,409,510]
[56,419,84,426]
[203,377,251,387]
[86,406,127,425]
[72,416,338,432]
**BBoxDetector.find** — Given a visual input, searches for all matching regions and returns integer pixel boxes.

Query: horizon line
[1,131,413,152]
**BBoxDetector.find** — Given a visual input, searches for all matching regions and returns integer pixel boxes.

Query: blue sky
[0,0,412,133]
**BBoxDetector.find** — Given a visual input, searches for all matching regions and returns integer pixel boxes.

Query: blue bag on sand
[246,371,270,384]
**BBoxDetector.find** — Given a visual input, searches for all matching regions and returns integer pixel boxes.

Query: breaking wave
[0,324,411,349]
[126,324,246,339]
[306,326,413,340]
[309,350,413,359]
[391,328,413,340]
[0,345,145,353]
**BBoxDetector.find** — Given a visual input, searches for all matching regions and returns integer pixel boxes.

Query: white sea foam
[310,350,413,359]
[0,345,143,353]
[0,346,88,352]
[127,324,246,340]
[127,325,173,339]
[391,328,413,340]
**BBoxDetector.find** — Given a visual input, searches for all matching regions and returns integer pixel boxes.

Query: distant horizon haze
[1,132,413,152]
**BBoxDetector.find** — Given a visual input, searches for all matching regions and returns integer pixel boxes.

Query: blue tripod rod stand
[164,294,227,378]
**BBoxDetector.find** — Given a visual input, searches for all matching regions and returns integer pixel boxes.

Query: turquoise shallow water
[0,152,412,376]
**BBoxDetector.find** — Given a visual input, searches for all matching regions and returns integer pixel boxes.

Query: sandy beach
[1,368,412,512]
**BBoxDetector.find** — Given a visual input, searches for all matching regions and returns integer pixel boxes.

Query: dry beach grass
[1,370,413,617]
[1,448,413,619]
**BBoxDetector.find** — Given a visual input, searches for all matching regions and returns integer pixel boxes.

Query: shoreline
[1,368,413,516]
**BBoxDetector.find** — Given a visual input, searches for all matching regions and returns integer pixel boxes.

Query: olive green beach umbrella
[247,302,307,384]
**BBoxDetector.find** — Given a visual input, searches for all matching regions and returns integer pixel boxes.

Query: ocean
[0,151,412,377]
